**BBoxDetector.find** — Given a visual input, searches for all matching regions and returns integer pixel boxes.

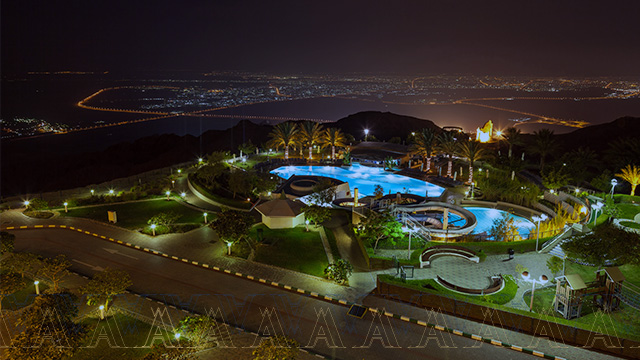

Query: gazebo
[255,198,306,229]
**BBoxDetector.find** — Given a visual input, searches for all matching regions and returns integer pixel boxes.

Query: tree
[528,128,558,172]
[562,223,640,268]
[561,147,598,186]
[546,256,564,277]
[342,147,351,165]
[324,259,353,285]
[148,212,181,226]
[309,178,337,205]
[196,163,226,188]
[0,272,25,311]
[26,198,49,211]
[321,127,346,160]
[303,205,331,227]
[299,121,323,160]
[1,231,15,255]
[542,166,571,191]
[268,122,299,160]
[605,137,640,171]
[357,210,403,252]
[411,128,436,172]
[80,268,132,310]
[373,185,384,199]
[616,164,640,196]
[457,139,488,184]
[210,209,254,255]
[489,212,521,242]
[178,314,218,349]
[503,127,522,158]
[228,169,254,199]
[8,292,86,360]
[252,335,299,360]
[602,198,620,221]
[37,255,71,292]
[384,156,395,171]
[238,140,257,157]
[3,252,41,279]
[437,131,457,177]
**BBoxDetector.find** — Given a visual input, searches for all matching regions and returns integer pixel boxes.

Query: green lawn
[250,224,329,277]
[60,200,206,230]
[619,221,640,229]
[323,227,341,260]
[0,276,49,311]
[189,175,252,209]
[423,238,543,256]
[73,313,174,359]
[379,274,518,305]
[564,262,640,288]
[617,203,640,220]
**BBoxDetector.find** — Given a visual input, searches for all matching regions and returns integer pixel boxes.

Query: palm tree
[528,128,558,172]
[503,127,522,158]
[437,132,457,177]
[321,127,346,160]
[299,121,323,160]
[616,164,640,196]
[411,128,436,172]
[267,122,298,160]
[458,139,488,184]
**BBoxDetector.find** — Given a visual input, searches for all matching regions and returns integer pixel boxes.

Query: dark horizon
[3,0,640,76]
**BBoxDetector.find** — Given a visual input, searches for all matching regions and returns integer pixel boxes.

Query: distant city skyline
[3,0,640,76]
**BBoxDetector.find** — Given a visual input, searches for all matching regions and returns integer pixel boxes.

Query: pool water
[271,163,446,197]
[465,207,536,238]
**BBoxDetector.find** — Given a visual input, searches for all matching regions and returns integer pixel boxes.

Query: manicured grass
[379,274,518,305]
[615,194,640,204]
[60,199,206,230]
[530,287,640,341]
[563,262,640,287]
[231,155,271,170]
[423,238,544,255]
[23,210,54,219]
[617,203,640,220]
[619,221,640,229]
[73,312,174,359]
[323,227,341,260]
[0,276,49,311]
[250,224,329,277]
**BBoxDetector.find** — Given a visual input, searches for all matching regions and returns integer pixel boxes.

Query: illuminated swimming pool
[271,164,446,197]
[465,207,535,238]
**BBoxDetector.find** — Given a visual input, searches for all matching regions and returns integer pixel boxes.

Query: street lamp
[180,192,186,198]
[364,129,369,141]
[99,305,105,320]
[521,271,548,312]
[90,189,95,196]
[227,242,232,255]
[591,201,603,225]
[24,200,30,209]
[166,191,171,201]
[610,179,618,198]
[177,169,182,174]
[34,280,40,295]
[203,212,208,224]
[175,333,181,340]
[198,157,203,163]
[63,202,68,213]
[305,219,310,231]
[532,214,548,251]
[109,189,114,195]
[171,180,175,188]
[150,224,156,236]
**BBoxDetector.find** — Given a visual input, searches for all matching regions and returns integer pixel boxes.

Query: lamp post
[305,219,310,232]
[34,280,40,295]
[99,305,105,320]
[63,202,68,213]
[521,272,548,311]
[610,179,618,199]
[175,333,181,341]
[203,212,208,224]
[171,180,175,188]
[198,157,203,164]
[364,129,369,141]
[177,169,182,174]
[180,192,186,198]
[90,189,95,196]
[591,201,603,225]
[227,242,232,255]
[24,200,30,209]
[532,214,548,251]
[166,191,171,201]
[109,189,114,196]
[150,224,156,236]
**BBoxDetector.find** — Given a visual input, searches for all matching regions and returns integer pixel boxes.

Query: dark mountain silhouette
[554,116,640,153]
[334,111,442,141]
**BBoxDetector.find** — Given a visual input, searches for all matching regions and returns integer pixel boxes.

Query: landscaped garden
[249,224,329,277]
[59,199,206,231]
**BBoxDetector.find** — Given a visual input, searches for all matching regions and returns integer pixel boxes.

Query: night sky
[2,0,640,75]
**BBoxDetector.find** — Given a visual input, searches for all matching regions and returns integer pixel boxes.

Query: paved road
[12,228,540,360]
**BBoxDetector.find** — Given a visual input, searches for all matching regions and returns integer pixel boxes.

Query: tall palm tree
[437,132,457,177]
[503,127,522,158]
[267,122,298,160]
[411,128,436,172]
[458,139,488,184]
[299,121,323,160]
[616,164,640,196]
[528,128,558,172]
[321,127,346,160]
